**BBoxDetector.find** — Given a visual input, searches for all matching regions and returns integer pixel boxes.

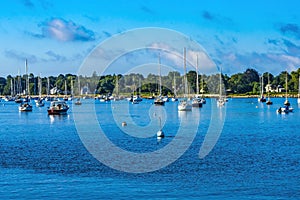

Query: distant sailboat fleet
[3,55,300,120]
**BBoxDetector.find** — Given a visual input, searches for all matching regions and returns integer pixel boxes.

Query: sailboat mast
[138,78,141,95]
[71,78,74,96]
[173,73,177,96]
[115,76,119,96]
[47,77,50,96]
[10,79,13,96]
[286,71,288,100]
[267,73,270,100]
[196,55,199,95]
[261,75,264,96]
[38,75,42,98]
[158,53,162,96]
[219,67,222,98]
[25,59,29,95]
[184,47,187,98]
[65,80,67,95]
[78,76,81,95]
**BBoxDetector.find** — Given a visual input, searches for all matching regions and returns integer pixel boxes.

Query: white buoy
[122,121,127,127]
[157,130,164,138]
[156,117,164,138]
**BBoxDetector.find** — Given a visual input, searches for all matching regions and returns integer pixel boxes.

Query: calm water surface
[0,98,299,199]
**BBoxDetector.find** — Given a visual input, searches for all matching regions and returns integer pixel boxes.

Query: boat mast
[267,73,270,101]
[184,47,187,98]
[219,66,222,99]
[25,59,29,95]
[286,71,288,101]
[158,53,162,96]
[261,75,264,97]
[115,75,119,97]
[78,76,81,95]
[196,55,199,96]
[47,77,50,96]
[71,78,74,96]
[173,72,177,96]
[64,80,67,95]
[138,78,141,95]
[38,74,42,98]
[17,69,21,95]
[201,73,204,96]
[10,79,13,97]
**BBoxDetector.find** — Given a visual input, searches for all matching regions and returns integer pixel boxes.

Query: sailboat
[217,67,225,107]
[45,77,51,101]
[35,75,44,107]
[75,76,82,105]
[68,79,73,101]
[297,75,300,104]
[156,117,164,138]
[284,71,290,106]
[199,74,206,104]
[130,77,142,104]
[258,75,266,102]
[154,53,165,106]
[19,59,33,111]
[15,71,23,103]
[63,80,68,101]
[266,73,273,105]
[192,55,203,108]
[171,72,178,102]
[113,75,121,101]
[4,79,15,101]
[178,48,192,111]
[277,71,293,113]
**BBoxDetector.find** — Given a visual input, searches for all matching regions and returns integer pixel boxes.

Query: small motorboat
[178,99,192,111]
[47,101,69,115]
[35,98,45,107]
[19,103,33,112]
[192,97,203,107]
[266,100,273,105]
[154,96,165,106]
[277,106,293,114]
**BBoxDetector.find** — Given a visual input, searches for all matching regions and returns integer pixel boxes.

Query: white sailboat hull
[178,101,192,111]
[217,99,225,107]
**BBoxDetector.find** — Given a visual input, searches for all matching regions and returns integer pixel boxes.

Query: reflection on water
[49,114,70,124]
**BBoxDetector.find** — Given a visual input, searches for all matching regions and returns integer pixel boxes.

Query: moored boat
[74,98,82,105]
[178,48,192,111]
[154,53,165,106]
[47,101,69,115]
[192,97,203,107]
[178,98,192,111]
[154,96,165,106]
[266,73,273,105]
[277,106,293,114]
[192,55,203,108]
[19,102,33,112]
[35,98,45,107]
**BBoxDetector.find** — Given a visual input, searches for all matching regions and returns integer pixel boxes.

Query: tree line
[0,68,299,96]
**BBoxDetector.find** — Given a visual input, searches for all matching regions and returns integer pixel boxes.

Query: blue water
[0,98,299,199]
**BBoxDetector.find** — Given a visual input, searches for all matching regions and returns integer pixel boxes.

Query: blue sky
[1,0,300,76]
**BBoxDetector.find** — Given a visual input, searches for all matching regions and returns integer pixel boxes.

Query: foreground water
[0,98,299,199]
